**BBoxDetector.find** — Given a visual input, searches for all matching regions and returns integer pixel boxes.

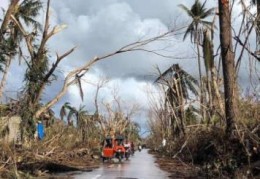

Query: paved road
[73,149,170,179]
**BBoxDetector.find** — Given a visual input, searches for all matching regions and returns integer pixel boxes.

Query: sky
[0,0,259,134]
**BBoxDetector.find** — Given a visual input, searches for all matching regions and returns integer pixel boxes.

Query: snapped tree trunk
[0,57,11,99]
[256,0,260,48]
[196,38,206,122]
[218,0,237,137]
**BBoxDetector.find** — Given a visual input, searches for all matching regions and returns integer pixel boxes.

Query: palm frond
[182,68,199,85]
[201,8,215,19]
[60,102,72,120]
[67,107,77,124]
[60,106,67,121]
[201,20,214,28]
[191,0,202,16]
[181,70,199,96]
[158,64,199,108]
[178,4,194,17]
[22,16,41,28]
[180,76,189,98]
[19,0,42,17]
[183,22,195,41]
[185,79,199,96]
[76,75,84,101]
[17,0,42,30]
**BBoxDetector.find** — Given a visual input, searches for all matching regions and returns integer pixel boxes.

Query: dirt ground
[150,151,205,179]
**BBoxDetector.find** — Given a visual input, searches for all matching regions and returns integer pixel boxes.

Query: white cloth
[162,138,166,147]
[124,143,131,148]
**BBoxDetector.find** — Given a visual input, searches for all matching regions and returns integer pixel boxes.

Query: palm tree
[155,64,199,137]
[179,0,215,120]
[179,0,215,43]
[60,102,71,123]
[60,102,90,142]
[0,0,42,99]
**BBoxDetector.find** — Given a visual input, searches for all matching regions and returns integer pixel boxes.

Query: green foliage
[15,0,42,30]
[179,0,215,43]
[185,106,198,125]
[0,36,18,71]
[59,102,95,142]
[0,0,43,74]
[0,0,44,142]
[20,105,36,139]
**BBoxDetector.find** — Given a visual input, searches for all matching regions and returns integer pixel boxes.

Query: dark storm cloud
[1,0,258,121]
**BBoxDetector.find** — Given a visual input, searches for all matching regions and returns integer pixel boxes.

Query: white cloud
[1,0,258,132]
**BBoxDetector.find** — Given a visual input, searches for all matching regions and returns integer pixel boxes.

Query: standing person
[124,139,131,160]
[162,138,166,147]
[37,121,45,140]
[130,141,135,155]
[124,139,131,148]
[138,143,142,152]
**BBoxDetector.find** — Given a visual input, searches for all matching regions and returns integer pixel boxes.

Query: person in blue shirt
[37,121,45,140]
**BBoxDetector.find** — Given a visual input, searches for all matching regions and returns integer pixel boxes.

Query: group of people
[102,136,142,154]
[124,139,143,153]
[123,139,136,154]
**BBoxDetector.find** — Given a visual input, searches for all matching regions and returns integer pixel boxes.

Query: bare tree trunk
[0,0,20,37]
[218,0,237,137]
[256,0,260,49]
[0,57,11,99]
[195,35,209,126]
[175,76,185,136]
[211,67,225,118]
[196,39,206,123]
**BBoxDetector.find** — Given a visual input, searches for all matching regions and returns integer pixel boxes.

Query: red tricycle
[101,135,126,162]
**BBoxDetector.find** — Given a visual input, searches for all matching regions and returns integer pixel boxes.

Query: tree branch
[34,27,184,118]
[234,36,260,63]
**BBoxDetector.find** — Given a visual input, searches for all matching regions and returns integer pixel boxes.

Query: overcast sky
[0,0,259,132]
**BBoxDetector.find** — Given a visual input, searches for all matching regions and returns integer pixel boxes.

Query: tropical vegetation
[0,0,259,178]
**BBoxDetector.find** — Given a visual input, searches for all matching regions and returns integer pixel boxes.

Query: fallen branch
[172,140,188,159]
[0,157,11,171]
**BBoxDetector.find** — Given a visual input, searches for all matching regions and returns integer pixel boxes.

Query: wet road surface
[73,149,170,179]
